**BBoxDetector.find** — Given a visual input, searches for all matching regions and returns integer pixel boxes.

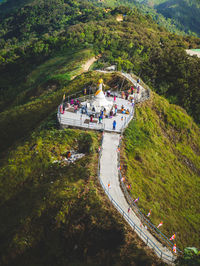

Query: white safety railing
[97,133,177,264]
[58,113,104,131]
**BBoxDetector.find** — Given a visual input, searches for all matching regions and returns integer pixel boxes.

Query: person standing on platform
[113,120,116,130]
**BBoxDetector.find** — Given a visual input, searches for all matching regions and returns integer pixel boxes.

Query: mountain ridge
[0,0,200,264]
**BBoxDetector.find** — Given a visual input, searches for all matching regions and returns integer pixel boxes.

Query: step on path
[100,132,175,264]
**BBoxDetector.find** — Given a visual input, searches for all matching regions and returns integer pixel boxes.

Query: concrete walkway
[100,132,175,264]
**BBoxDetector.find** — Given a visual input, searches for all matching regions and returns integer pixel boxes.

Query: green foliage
[0,48,94,111]
[177,247,200,265]
[123,92,200,250]
[0,0,200,126]
[155,0,200,37]
[0,0,199,263]
[134,0,200,36]
[0,125,161,265]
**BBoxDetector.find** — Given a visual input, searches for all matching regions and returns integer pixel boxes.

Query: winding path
[100,132,175,264]
[71,56,99,80]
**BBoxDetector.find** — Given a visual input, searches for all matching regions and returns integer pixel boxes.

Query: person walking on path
[113,120,116,130]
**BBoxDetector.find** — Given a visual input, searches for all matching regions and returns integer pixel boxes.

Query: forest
[132,0,200,36]
[0,0,200,265]
[0,0,200,125]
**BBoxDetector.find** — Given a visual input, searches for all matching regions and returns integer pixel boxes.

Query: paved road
[100,132,175,264]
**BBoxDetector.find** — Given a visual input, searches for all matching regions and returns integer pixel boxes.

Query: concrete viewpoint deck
[57,70,150,133]
[58,96,134,133]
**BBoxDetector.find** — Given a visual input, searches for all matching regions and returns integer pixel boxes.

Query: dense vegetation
[136,0,200,36]
[0,48,96,152]
[0,0,200,264]
[0,123,163,265]
[0,1,200,126]
[122,92,200,250]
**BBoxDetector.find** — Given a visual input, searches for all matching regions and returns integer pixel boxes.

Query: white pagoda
[89,79,113,112]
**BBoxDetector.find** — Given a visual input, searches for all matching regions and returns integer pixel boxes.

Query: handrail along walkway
[97,133,176,263]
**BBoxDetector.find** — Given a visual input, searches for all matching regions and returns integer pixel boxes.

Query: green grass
[11,49,94,107]
[123,92,200,251]
[0,122,162,266]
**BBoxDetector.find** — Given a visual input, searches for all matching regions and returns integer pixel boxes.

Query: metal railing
[57,111,104,131]
[117,132,182,255]
[97,133,176,264]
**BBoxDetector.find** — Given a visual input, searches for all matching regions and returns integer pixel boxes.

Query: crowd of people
[59,83,140,130]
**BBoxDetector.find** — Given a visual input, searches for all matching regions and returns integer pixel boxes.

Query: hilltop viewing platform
[57,73,150,133]
[58,94,134,133]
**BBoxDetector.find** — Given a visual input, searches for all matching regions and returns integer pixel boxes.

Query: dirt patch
[82,57,97,72]
[71,56,100,80]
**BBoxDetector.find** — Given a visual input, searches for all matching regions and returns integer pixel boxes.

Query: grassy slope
[0,49,95,153]
[0,121,162,265]
[137,0,200,36]
[0,49,94,110]
[155,0,200,36]
[122,92,200,250]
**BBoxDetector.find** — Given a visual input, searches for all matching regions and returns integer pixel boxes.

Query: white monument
[89,79,113,112]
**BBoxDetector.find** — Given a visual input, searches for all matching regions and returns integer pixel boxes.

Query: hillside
[0,48,97,153]
[0,118,164,266]
[0,1,200,126]
[0,0,200,264]
[1,0,200,37]
[122,92,200,250]
[155,0,200,36]
[89,0,187,35]
[136,0,200,36]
